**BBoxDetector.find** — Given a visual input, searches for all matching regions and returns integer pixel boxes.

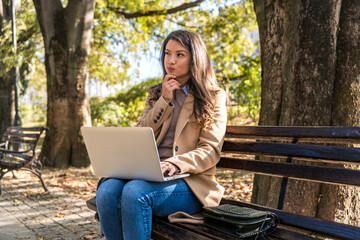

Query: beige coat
[137,89,227,206]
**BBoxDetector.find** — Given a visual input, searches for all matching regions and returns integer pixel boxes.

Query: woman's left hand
[161,162,178,176]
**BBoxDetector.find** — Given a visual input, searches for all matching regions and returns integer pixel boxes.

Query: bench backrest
[1,126,48,156]
[219,126,360,239]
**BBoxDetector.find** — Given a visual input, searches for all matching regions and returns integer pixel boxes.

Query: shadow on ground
[0,168,102,240]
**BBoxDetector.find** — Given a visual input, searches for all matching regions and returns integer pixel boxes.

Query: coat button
[161,109,164,112]
[159,112,162,116]
[154,120,158,123]
[175,146,178,151]
[157,116,160,120]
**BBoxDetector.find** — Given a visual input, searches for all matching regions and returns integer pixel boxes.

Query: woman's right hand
[162,74,180,103]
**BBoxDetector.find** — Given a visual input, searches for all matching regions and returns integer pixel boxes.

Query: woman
[96,30,227,240]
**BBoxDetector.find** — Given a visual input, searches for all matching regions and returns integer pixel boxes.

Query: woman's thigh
[121,179,202,216]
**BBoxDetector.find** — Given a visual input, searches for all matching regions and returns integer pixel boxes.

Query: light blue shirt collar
[181,84,190,96]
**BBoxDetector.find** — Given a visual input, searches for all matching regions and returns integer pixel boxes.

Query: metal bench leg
[36,172,49,192]
[32,170,48,192]
[22,169,49,192]
[0,170,5,197]
[11,171,16,179]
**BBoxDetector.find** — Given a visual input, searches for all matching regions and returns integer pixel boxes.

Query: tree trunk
[0,0,14,133]
[252,0,360,225]
[0,74,14,134]
[322,0,360,226]
[33,0,94,168]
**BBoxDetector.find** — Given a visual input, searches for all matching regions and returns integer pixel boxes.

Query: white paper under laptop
[81,127,189,182]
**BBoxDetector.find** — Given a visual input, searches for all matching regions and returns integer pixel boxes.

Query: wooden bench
[0,126,49,196]
[86,126,360,239]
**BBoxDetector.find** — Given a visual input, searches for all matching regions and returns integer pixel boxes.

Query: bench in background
[0,126,49,196]
[87,126,360,239]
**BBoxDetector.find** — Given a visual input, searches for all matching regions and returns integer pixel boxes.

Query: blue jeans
[96,178,202,240]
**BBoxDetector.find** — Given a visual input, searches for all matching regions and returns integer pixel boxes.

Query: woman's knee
[121,180,151,205]
[96,179,125,209]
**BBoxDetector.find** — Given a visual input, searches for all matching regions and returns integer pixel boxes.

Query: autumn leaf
[56,213,66,218]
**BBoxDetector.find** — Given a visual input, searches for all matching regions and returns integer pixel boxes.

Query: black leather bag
[203,204,279,239]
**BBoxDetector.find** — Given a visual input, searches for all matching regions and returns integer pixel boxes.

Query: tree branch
[109,0,205,19]
[17,25,39,44]
[164,17,197,29]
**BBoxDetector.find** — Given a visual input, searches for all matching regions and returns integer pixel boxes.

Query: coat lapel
[174,93,194,142]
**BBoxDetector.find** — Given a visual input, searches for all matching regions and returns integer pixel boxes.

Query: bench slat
[0,159,26,168]
[222,141,360,164]
[218,157,360,187]
[1,152,32,161]
[226,126,360,140]
[0,138,37,145]
[175,220,320,240]
[3,132,40,139]
[6,126,46,132]
[174,222,238,240]
[270,226,321,240]
[152,217,214,240]
[221,199,360,240]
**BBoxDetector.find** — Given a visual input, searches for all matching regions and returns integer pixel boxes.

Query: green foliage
[90,0,172,85]
[1,0,261,127]
[91,0,261,122]
[196,0,261,122]
[228,56,261,123]
[90,78,161,126]
[90,97,144,127]
[90,0,220,84]
[20,58,47,126]
[0,0,42,96]
[111,77,161,104]
[77,0,262,125]
[20,101,46,126]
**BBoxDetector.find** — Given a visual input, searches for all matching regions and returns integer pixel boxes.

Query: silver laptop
[81,127,189,181]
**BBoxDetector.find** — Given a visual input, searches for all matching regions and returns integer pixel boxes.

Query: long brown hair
[148,30,220,128]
